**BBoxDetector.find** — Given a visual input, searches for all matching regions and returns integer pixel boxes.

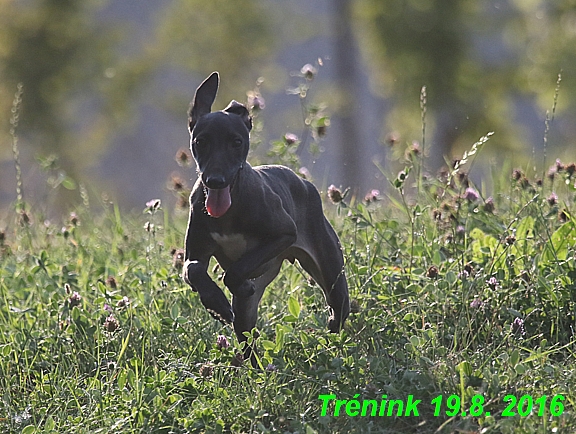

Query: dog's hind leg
[295,242,349,333]
[324,265,349,333]
[293,210,350,333]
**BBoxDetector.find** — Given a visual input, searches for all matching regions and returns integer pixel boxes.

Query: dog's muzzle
[202,165,242,218]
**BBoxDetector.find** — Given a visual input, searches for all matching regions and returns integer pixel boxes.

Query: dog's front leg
[183,204,234,323]
[183,259,235,323]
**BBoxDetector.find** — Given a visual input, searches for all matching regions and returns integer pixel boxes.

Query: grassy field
[2,137,576,433]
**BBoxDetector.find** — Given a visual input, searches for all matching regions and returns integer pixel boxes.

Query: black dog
[182,72,349,356]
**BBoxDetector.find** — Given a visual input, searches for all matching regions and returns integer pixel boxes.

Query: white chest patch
[210,232,247,262]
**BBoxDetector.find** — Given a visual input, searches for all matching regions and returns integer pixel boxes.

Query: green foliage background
[2,0,576,198]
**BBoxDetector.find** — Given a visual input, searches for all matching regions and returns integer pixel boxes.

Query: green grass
[2,151,576,433]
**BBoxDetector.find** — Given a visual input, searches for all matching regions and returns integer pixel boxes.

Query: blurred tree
[153,0,284,111]
[0,0,115,166]
[0,0,286,154]
[0,0,286,208]
[354,0,576,173]
[334,0,364,193]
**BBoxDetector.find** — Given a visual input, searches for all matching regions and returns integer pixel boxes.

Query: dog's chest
[210,232,248,262]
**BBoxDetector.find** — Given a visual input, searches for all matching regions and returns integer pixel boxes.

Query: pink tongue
[205,186,231,218]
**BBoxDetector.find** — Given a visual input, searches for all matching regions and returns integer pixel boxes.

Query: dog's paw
[328,316,342,333]
[199,291,234,324]
[207,308,235,324]
[231,280,255,298]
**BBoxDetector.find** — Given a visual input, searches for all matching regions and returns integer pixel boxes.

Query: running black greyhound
[182,72,349,360]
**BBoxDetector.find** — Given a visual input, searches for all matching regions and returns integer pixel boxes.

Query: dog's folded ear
[224,100,252,131]
[189,72,219,132]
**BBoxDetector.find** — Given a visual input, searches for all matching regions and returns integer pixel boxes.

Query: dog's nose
[204,175,228,190]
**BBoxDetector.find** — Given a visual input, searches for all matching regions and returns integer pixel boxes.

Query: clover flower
[350,299,361,314]
[463,187,479,202]
[327,185,343,204]
[69,212,79,226]
[511,317,526,336]
[301,63,317,80]
[486,277,499,289]
[175,148,192,167]
[216,335,230,350]
[199,364,214,378]
[117,296,130,309]
[103,315,119,333]
[284,133,299,144]
[231,353,244,367]
[470,298,483,309]
[69,291,82,308]
[483,197,495,213]
[265,363,278,372]
[106,276,117,289]
[171,248,185,270]
[364,189,380,204]
[426,265,439,279]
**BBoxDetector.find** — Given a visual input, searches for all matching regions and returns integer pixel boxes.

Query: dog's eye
[232,138,243,148]
[194,138,205,147]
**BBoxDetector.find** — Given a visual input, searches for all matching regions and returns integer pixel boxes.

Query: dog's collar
[230,163,243,193]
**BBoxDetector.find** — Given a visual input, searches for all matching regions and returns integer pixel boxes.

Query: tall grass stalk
[417,85,427,194]
[541,72,562,182]
[10,83,24,211]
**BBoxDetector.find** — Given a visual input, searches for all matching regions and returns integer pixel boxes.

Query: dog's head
[188,72,252,218]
